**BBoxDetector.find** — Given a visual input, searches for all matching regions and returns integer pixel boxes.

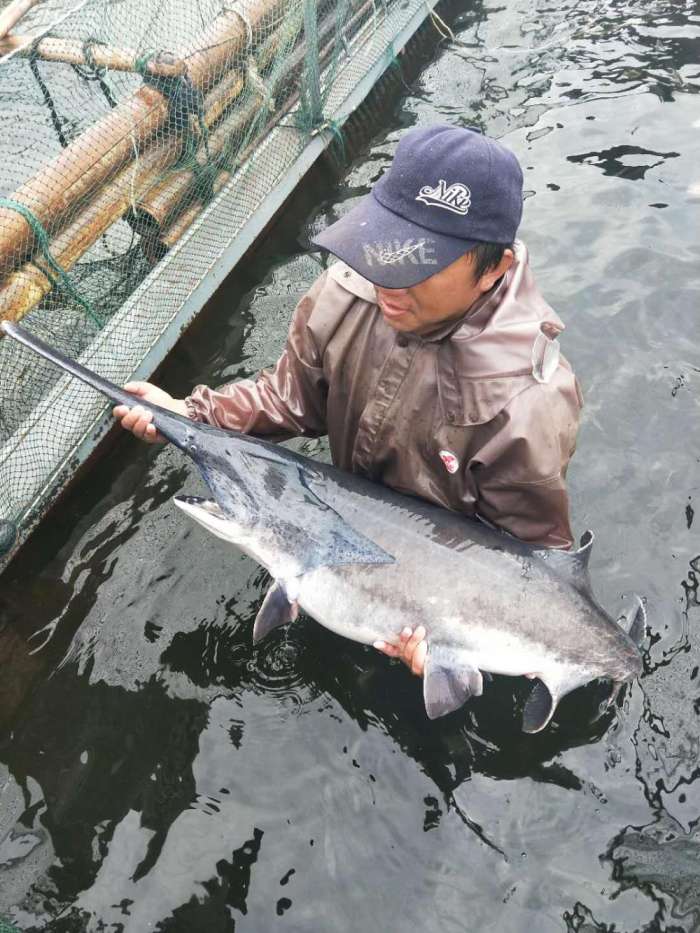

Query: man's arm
[114,273,330,442]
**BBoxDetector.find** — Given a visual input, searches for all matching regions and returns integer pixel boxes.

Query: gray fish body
[176,449,642,730]
[2,321,643,731]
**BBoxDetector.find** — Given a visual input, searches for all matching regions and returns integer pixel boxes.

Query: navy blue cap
[312,124,524,288]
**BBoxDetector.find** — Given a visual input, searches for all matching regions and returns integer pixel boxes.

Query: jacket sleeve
[471,378,581,550]
[185,274,329,440]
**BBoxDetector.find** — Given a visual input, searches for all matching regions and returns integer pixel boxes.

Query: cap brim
[311,193,478,288]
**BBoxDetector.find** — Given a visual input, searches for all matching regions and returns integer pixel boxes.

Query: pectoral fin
[423,651,483,720]
[252,580,299,644]
[522,680,557,733]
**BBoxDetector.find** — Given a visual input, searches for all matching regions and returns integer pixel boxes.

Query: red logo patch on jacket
[439,449,459,474]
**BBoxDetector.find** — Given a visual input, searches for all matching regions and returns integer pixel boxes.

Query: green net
[0,918,20,933]
[0,0,439,567]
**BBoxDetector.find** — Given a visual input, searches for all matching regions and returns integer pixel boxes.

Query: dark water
[2,0,700,929]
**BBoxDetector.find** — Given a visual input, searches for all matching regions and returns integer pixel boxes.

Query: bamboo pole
[142,170,233,264]
[0,0,40,39]
[0,35,187,77]
[0,140,182,322]
[128,37,281,236]
[0,0,290,276]
[0,64,252,322]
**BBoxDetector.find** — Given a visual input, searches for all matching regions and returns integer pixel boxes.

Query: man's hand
[112,382,189,443]
[374,625,427,677]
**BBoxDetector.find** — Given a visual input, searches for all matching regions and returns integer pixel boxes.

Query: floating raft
[0,0,448,570]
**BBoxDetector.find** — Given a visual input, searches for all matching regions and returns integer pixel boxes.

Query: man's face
[374,248,513,335]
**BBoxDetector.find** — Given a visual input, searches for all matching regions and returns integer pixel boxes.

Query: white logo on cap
[362,238,437,267]
[416,180,471,215]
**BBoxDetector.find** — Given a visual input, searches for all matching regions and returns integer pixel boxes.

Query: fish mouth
[173,495,224,518]
[174,494,210,506]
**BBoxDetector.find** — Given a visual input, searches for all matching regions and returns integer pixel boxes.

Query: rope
[28,38,69,148]
[223,7,275,113]
[427,5,456,42]
[223,4,254,49]
[136,55,217,200]
[245,58,275,112]
[0,198,104,328]
[70,38,118,109]
[317,117,346,159]
[301,0,323,128]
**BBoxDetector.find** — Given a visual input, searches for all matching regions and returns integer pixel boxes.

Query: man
[113,124,583,676]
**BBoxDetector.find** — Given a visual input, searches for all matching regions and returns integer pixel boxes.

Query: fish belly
[294,562,572,685]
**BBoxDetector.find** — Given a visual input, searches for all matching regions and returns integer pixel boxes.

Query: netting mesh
[0,0,439,565]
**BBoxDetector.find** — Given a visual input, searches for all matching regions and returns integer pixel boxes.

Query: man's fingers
[131,407,154,439]
[118,405,144,432]
[404,625,426,658]
[374,627,427,677]
[118,405,149,434]
[374,640,401,658]
[123,381,151,396]
[410,640,427,677]
[112,402,164,443]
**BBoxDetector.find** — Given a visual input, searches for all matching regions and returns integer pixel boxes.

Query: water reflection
[607,820,700,930]
[567,145,681,180]
[1,0,699,928]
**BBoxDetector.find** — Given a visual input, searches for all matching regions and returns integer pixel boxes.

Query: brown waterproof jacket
[186,241,583,549]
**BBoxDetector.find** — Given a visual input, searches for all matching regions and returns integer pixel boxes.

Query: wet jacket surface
[186,242,583,548]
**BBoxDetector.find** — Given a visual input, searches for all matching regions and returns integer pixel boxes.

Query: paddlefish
[2,320,644,732]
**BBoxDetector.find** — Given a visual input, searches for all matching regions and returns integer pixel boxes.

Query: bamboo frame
[133,0,376,236]
[0,0,290,276]
[0,0,40,40]
[0,0,380,321]
[0,35,187,77]
[0,64,252,321]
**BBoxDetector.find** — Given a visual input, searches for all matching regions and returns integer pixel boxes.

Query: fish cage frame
[0,0,452,573]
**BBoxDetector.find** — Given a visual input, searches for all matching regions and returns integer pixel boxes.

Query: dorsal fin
[534,530,594,596]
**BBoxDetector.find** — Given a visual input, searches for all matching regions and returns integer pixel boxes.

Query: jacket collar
[327,260,377,303]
